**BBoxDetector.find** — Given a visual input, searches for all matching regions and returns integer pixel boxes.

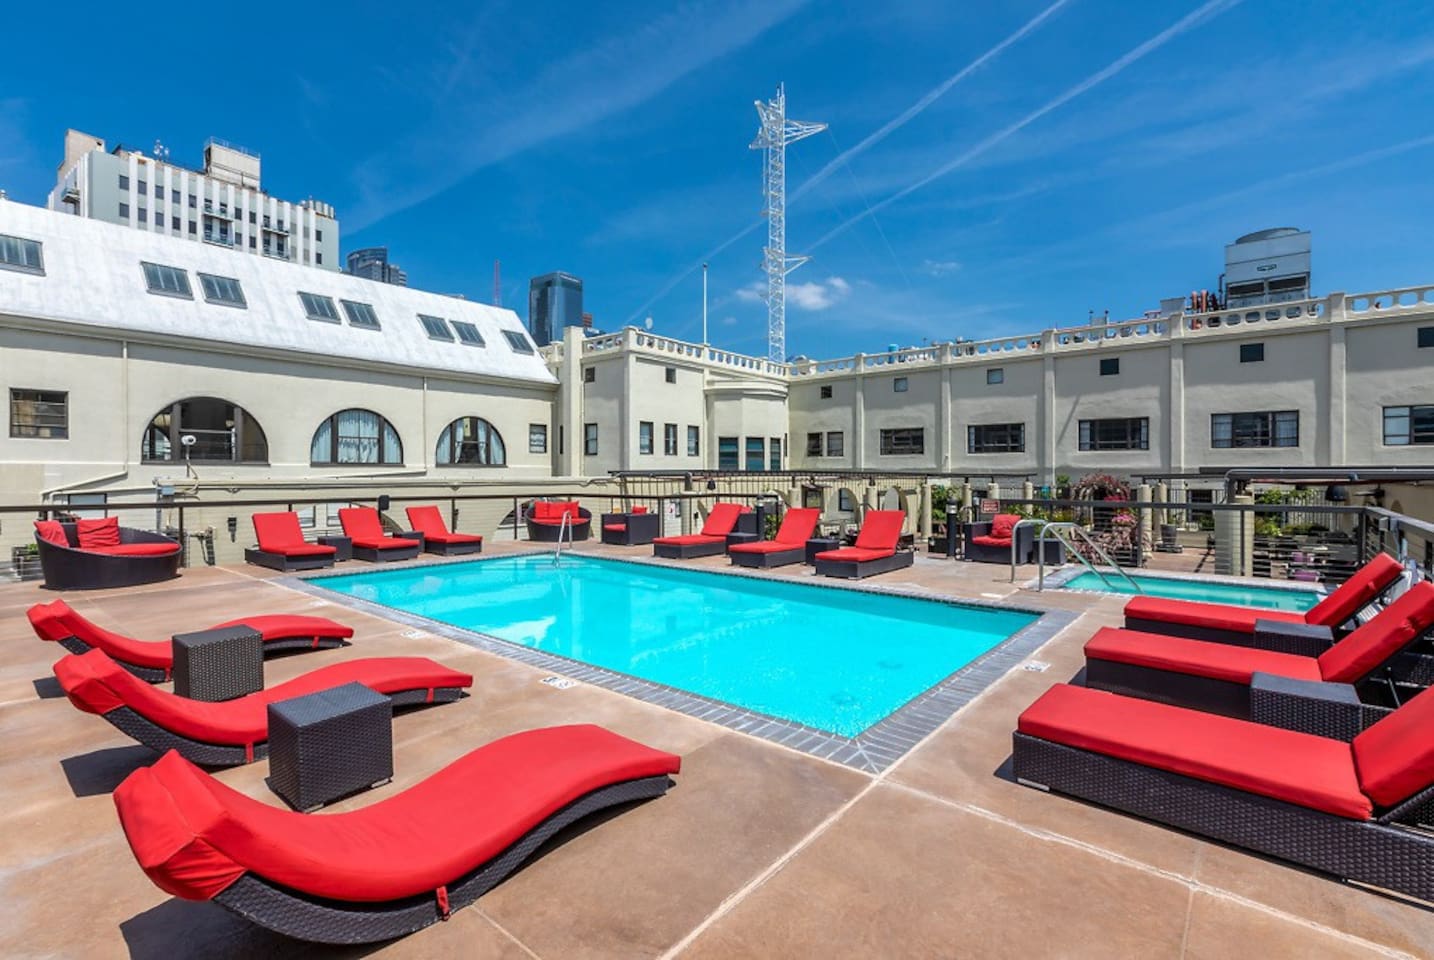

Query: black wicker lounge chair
[600,507,661,545]
[405,505,484,555]
[33,518,181,590]
[338,507,421,562]
[813,510,914,579]
[1013,682,1434,903]
[244,512,338,571]
[652,502,750,559]
[56,649,472,765]
[728,508,821,569]
[113,724,681,944]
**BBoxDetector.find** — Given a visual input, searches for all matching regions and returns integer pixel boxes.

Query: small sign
[1022,660,1051,673]
[541,676,579,689]
[980,499,1001,515]
[401,629,429,640]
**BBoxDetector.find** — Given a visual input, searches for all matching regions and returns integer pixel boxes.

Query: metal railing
[1033,522,1142,593]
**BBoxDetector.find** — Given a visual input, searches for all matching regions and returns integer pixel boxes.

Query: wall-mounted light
[377,494,392,512]
[226,516,238,542]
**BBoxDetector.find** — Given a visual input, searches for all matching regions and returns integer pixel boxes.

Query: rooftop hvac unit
[1224,228,1310,308]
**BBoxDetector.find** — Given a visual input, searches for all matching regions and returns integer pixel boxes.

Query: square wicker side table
[267,682,394,811]
[171,625,263,701]
[805,537,840,565]
[316,535,353,561]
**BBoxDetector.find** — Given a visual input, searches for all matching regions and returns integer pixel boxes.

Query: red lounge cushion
[424,531,482,545]
[530,516,588,527]
[57,649,471,746]
[728,540,800,555]
[773,508,821,546]
[816,546,895,563]
[699,503,747,537]
[252,512,315,552]
[91,543,181,557]
[990,513,1020,540]
[653,534,723,546]
[1353,686,1434,808]
[352,536,420,550]
[76,517,121,549]
[855,510,905,551]
[1124,595,1304,635]
[113,724,682,902]
[1316,581,1434,683]
[210,614,355,642]
[26,602,70,643]
[603,523,627,532]
[971,534,1013,548]
[34,520,69,545]
[1084,626,1322,684]
[339,507,386,541]
[50,599,173,669]
[1018,684,1371,819]
[270,542,337,558]
[1305,553,1403,627]
[631,506,649,514]
[405,505,447,538]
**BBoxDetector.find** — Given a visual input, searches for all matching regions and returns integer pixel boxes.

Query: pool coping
[283,551,1077,774]
[1032,564,1329,598]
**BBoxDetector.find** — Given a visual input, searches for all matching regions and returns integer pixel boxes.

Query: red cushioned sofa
[405,505,484,556]
[1122,552,1405,645]
[600,505,660,546]
[27,598,353,682]
[1013,681,1434,901]
[813,510,914,579]
[33,518,181,590]
[244,511,339,571]
[962,513,1033,564]
[524,500,592,542]
[339,507,422,562]
[728,508,821,569]
[57,648,472,766]
[113,724,681,943]
[651,502,750,559]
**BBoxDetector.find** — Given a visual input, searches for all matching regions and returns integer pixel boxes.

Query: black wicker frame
[210,774,675,944]
[35,525,181,591]
[600,512,661,546]
[730,545,805,569]
[1012,732,1434,902]
[962,521,1035,564]
[422,537,483,556]
[352,541,422,563]
[524,506,592,543]
[90,687,467,766]
[56,636,168,682]
[814,549,915,580]
[243,547,335,572]
[53,633,348,684]
[652,537,728,560]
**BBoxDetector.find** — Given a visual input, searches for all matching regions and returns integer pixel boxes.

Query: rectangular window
[665,367,677,384]
[1099,357,1119,376]
[1240,342,1265,363]
[1210,411,1299,448]
[639,421,654,455]
[0,233,44,275]
[419,314,453,340]
[118,174,129,190]
[826,431,844,457]
[503,330,535,354]
[583,366,595,383]
[141,261,192,298]
[299,291,340,323]
[838,489,854,512]
[171,215,181,230]
[152,209,163,225]
[188,194,197,208]
[718,436,739,469]
[664,422,678,455]
[745,437,765,470]
[687,425,700,456]
[137,180,147,195]
[806,432,823,456]
[341,299,381,329]
[198,273,246,307]
[192,222,200,236]
[153,181,163,197]
[584,423,599,456]
[247,234,254,247]
[1383,405,1434,446]
[769,437,782,470]
[451,321,485,346]
[1078,417,1149,451]
[171,188,180,203]
[820,385,833,399]
[119,202,130,219]
[893,377,908,393]
[986,367,1004,385]
[1419,327,1434,349]
[316,228,323,241]
[316,252,323,265]
[880,427,925,455]
[967,422,1025,454]
[529,423,548,453]
[9,389,67,439]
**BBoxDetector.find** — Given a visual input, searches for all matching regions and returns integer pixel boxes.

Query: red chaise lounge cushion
[653,502,747,545]
[34,520,69,545]
[253,512,337,558]
[405,505,482,544]
[815,509,904,563]
[339,508,420,550]
[971,534,1013,548]
[1084,627,1324,684]
[114,724,682,902]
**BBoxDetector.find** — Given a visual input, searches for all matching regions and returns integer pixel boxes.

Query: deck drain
[541,676,579,689]
[1022,660,1051,673]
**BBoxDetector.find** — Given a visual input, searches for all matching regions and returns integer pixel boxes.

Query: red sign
[980,499,1001,515]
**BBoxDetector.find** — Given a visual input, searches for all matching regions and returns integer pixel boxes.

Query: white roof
[0,200,555,385]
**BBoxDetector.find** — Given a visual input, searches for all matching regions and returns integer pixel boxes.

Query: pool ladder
[552,512,575,566]
[1024,521,1142,594]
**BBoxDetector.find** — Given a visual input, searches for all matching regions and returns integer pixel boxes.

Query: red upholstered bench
[33,518,181,590]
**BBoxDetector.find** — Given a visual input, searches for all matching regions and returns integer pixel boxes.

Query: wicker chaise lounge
[405,505,484,556]
[1013,682,1434,902]
[57,649,472,765]
[33,518,182,590]
[338,507,422,562]
[113,724,681,944]
[1122,553,1404,644]
[813,510,914,579]
[243,512,339,572]
[1084,581,1434,728]
[600,506,660,545]
[651,502,750,559]
[728,508,821,569]
[26,599,354,682]
[525,500,592,542]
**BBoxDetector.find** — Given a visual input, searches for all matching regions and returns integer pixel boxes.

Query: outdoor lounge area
[5,531,1434,958]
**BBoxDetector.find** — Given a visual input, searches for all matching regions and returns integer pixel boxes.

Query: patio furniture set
[244,505,482,571]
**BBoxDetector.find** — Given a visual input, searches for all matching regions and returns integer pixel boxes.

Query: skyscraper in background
[346,247,408,286]
[528,272,584,345]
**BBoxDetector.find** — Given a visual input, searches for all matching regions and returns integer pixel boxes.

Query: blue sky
[1,0,1431,358]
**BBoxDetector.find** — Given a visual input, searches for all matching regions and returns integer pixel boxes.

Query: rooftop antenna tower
[492,260,501,307]
[750,84,825,363]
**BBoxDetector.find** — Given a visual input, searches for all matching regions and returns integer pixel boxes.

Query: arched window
[435,417,506,466]
[141,397,268,463]
[311,409,402,465]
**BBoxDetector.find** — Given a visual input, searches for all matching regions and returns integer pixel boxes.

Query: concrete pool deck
[1,541,1430,958]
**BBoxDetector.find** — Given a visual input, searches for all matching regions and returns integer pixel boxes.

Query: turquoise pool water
[315,555,1038,736]
[1060,572,1320,612]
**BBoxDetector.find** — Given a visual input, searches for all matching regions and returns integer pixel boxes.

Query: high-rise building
[47,129,338,269]
[346,247,408,286]
[528,272,583,346]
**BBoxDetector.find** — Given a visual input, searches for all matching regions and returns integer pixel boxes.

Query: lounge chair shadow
[120,899,389,959]
[33,676,64,699]
[263,639,352,662]
[60,745,158,797]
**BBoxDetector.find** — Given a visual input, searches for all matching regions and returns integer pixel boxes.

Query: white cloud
[923,259,961,277]
[720,315,739,326]
[735,275,850,311]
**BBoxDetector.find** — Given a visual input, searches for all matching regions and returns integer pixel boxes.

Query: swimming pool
[313,555,1040,737]
[1057,571,1320,612]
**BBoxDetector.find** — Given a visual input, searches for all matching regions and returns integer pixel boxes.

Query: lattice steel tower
[750,84,826,362]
